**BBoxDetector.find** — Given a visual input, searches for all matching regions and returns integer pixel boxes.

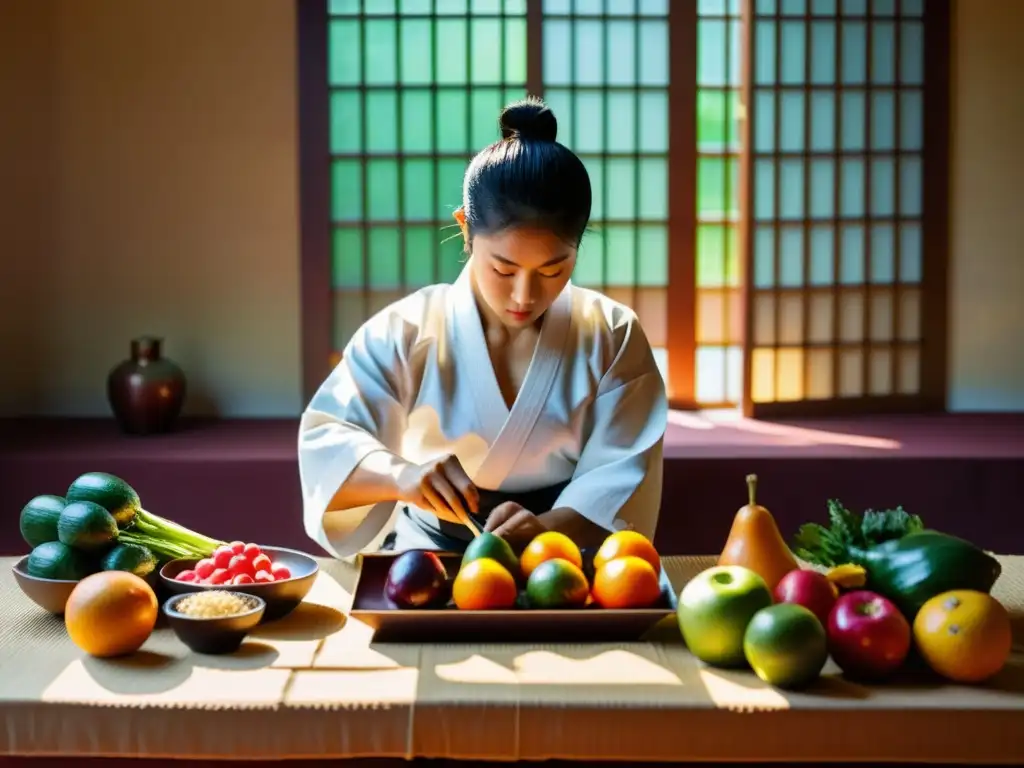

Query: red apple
[773,569,837,627]
[827,590,911,680]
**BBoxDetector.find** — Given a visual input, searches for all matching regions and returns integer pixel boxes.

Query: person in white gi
[299,96,669,558]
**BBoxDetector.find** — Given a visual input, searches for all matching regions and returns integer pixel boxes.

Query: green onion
[133,508,224,553]
[119,516,222,562]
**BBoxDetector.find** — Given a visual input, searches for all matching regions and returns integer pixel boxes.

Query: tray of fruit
[350,529,678,643]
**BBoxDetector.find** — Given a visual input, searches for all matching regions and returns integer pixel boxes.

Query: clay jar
[107,336,187,435]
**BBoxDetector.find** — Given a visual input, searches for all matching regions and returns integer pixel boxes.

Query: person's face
[466,225,577,330]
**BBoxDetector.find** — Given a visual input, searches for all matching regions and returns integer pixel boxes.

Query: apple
[677,565,774,668]
[828,590,911,680]
[774,568,837,627]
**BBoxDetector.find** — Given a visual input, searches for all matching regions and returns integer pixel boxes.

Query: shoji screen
[742,0,938,416]
[327,0,529,352]
[541,0,672,381]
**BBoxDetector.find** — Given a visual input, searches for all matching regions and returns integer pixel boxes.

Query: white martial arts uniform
[298,265,668,558]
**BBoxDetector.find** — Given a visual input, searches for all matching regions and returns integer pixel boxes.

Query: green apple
[677,565,773,668]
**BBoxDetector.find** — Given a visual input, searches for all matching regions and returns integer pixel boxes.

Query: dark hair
[460,96,592,247]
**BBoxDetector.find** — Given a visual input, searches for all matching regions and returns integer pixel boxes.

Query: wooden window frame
[296,0,950,416]
[297,0,332,405]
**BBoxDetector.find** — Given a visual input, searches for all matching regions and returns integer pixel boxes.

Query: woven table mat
[0,554,1022,713]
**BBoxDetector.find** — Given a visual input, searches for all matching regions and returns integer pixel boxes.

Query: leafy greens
[791,499,924,567]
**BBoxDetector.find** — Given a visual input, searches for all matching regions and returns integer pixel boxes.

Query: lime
[525,558,589,609]
[743,603,828,689]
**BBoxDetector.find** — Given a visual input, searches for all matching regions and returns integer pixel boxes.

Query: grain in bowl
[173,590,259,619]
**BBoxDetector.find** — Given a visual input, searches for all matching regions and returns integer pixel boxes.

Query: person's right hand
[396,454,480,528]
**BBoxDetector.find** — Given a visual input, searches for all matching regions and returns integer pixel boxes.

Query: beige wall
[948,0,1024,411]
[0,0,302,417]
[0,0,1020,417]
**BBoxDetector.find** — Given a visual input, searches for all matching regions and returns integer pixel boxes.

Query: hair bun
[499,97,558,142]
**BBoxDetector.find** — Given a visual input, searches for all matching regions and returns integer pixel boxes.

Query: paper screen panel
[328,0,529,353]
[543,0,671,383]
[746,0,925,407]
[695,0,743,406]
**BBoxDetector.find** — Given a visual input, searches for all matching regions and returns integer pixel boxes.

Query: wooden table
[1,555,1023,764]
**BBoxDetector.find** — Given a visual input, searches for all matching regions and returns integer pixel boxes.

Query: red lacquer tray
[349,551,680,643]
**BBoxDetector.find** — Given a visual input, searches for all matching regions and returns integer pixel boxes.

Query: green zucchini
[848,530,1002,619]
[26,541,94,581]
[66,471,141,528]
[19,494,66,548]
[101,542,157,577]
[57,500,119,553]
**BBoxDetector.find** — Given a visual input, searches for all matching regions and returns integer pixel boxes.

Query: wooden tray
[349,551,680,643]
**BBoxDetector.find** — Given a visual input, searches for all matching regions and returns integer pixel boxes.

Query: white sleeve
[298,315,412,559]
[551,318,668,540]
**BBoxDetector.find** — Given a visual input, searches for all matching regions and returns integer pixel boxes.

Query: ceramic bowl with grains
[175,590,261,618]
[163,590,266,655]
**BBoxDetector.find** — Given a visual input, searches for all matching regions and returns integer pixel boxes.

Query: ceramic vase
[107,336,187,435]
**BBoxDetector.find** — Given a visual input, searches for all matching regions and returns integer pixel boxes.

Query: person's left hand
[484,501,547,547]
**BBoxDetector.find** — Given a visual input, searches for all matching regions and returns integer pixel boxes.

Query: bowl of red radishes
[159,543,319,622]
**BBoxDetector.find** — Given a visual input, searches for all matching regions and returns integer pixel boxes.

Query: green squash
[848,530,1002,619]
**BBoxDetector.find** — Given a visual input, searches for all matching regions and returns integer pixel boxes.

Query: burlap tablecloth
[1,554,1023,763]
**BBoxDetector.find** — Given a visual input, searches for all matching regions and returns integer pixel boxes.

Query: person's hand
[396,454,480,528]
[485,501,548,548]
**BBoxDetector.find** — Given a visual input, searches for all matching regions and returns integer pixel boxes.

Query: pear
[718,474,799,591]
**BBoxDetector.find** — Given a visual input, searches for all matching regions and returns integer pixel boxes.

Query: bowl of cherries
[159,541,319,622]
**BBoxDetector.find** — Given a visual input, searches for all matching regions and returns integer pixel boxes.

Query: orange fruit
[594,530,661,574]
[520,531,582,579]
[913,589,1013,683]
[452,558,518,610]
[65,571,158,657]
[591,555,663,609]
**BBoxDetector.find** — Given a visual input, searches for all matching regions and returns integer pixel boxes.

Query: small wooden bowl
[162,591,266,655]
[11,556,78,615]
[14,556,165,615]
